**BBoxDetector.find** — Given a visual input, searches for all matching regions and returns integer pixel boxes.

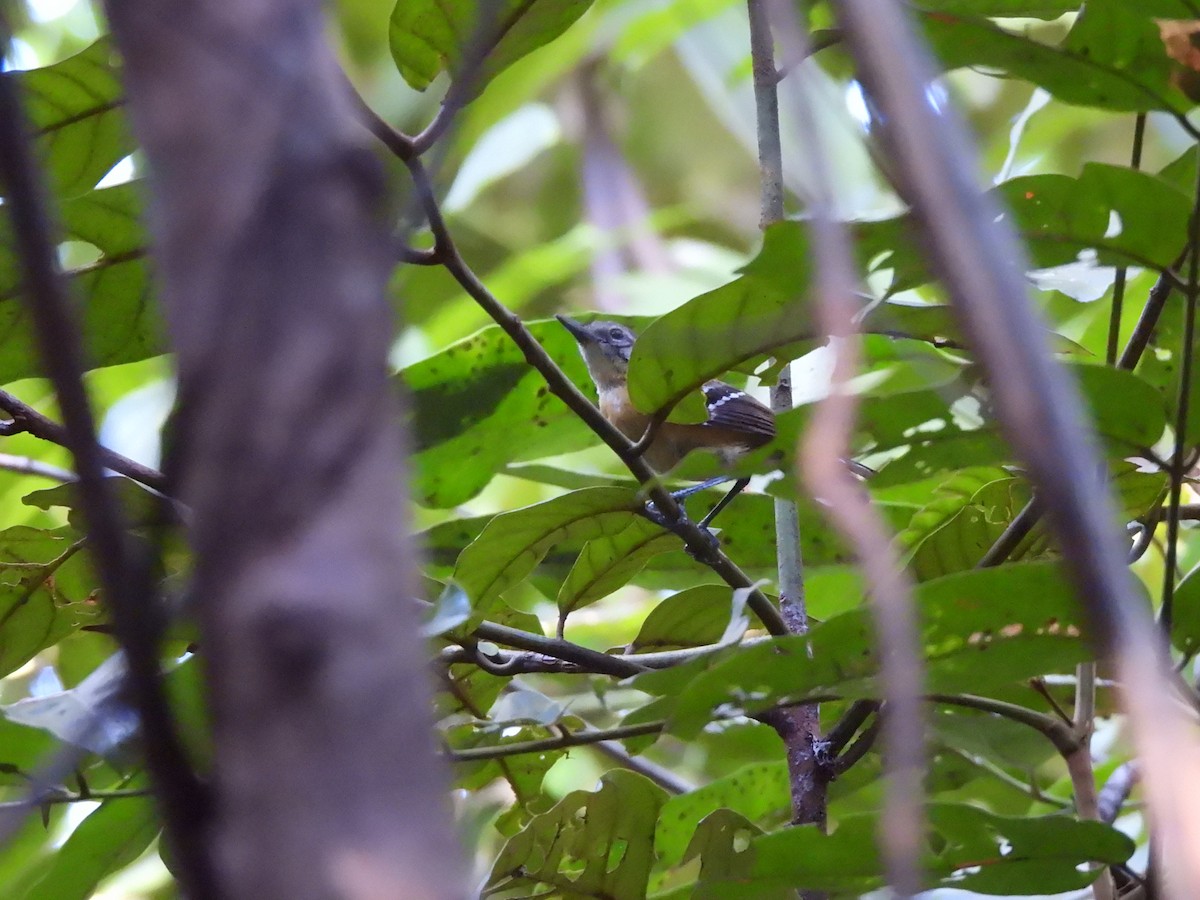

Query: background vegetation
[3,0,1200,897]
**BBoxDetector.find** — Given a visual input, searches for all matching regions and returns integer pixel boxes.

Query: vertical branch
[0,26,214,898]
[829,0,1200,893]
[767,2,926,893]
[1161,159,1200,635]
[103,1,466,896]
[746,0,826,832]
[1072,111,1147,900]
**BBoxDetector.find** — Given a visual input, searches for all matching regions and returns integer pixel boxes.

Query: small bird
[557,315,775,527]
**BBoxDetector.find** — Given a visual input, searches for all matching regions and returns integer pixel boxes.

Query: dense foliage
[4,0,1200,896]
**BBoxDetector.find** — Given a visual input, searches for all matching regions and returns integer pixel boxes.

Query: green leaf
[557,518,677,621]
[924,803,1134,894]
[448,721,562,835]
[0,526,101,678]
[453,487,642,618]
[910,1,1079,15]
[626,221,815,417]
[4,39,132,199]
[999,165,1191,271]
[899,469,1045,580]
[389,0,594,94]
[19,794,159,900]
[857,363,1164,487]
[629,585,740,652]
[487,769,668,898]
[861,165,1192,296]
[0,183,158,385]
[637,562,1094,738]
[1171,563,1200,657]
[921,5,1191,115]
[694,803,1133,895]
[899,464,1165,580]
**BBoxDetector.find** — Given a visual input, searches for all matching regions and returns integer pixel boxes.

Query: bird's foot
[641,501,721,562]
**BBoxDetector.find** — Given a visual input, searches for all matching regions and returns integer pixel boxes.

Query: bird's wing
[701,381,776,447]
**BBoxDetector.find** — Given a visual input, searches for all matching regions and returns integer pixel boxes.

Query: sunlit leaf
[390,0,594,94]
[19,793,159,900]
[3,39,131,198]
[0,526,101,678]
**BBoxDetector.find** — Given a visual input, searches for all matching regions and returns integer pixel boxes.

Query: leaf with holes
[655,762,790,869]
[486,769,668,898]
[0,526,101,678]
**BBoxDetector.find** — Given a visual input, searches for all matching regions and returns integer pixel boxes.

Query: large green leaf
[921,4,1191,115]
[557,518,677,623]
[486,769,668,899]
[453,487,642,618]
[654,761,790,869]
[636,562,1095,738]
[0,182,157,384]
[390,0,594,94]
[898,463,1165,579]
[626,221,815,418]
[628,585,742,652]
[18,793,158,900]
[4,39,131,199]
[861,165,1192,296]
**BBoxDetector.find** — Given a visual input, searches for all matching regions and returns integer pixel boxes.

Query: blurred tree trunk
[102,1,464,897]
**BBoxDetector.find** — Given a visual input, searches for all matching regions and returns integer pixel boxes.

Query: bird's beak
[555,314,593,344]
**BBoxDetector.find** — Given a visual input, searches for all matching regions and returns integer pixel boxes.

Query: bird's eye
[609,327,626,341]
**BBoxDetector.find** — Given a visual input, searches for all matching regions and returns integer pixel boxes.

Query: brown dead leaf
[1158,19,1200,101]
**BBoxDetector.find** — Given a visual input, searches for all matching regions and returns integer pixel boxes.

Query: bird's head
[556,316,637,391]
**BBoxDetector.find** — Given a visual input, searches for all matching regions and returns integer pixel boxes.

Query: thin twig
[593,741,694,794]
[1160,160,1200,634]
[748,0,825,835]
[0,389,167,491]
[0,453,76,483]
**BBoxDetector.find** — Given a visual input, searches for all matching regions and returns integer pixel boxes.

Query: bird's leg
[669,475,737,502]
[697,477,750,529]
[643,475,736,521]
